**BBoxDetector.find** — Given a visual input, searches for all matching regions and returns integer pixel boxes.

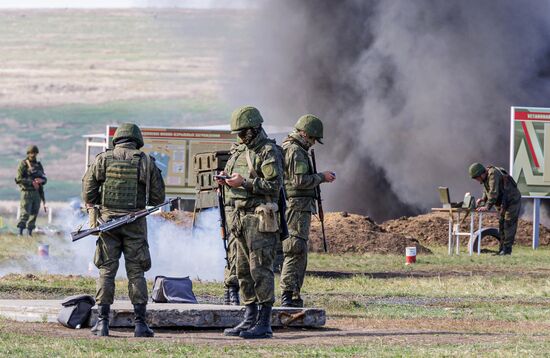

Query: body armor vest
[102,151,145,210]
[283,141,316,198]
[224,148,254,202]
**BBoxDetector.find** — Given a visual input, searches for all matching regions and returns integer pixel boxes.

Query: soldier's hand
[476,198,484,207]
[476,206,488,212]
[32,180,40,190]
[323,171,336,183]
[43,205,48,213]
[215,171,228,185]
[226,173,244,187]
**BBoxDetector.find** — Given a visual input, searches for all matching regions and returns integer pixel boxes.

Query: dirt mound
[382,212,550,246]
[157,210,194,228]
[309,212,431,255]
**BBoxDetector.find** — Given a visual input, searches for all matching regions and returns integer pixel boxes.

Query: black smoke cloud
[224,0,550,221]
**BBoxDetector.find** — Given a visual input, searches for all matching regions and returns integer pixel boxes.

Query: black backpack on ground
[57,294,96,329]
[151,276,198,304]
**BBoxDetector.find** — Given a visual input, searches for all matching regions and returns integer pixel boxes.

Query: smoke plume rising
[224,0,550,220]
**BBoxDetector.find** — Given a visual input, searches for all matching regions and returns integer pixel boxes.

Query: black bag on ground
[151,276,198,304]
[57,294,95,329]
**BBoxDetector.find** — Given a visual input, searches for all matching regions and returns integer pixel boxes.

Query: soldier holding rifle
[82,123,165,337]
[280,115,335,307]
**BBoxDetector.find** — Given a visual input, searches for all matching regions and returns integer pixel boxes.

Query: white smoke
[0,204,225,282]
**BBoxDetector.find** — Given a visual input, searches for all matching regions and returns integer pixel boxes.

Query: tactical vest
[224,147,254,202]
[283,141,316,198]
[101,151,146,210]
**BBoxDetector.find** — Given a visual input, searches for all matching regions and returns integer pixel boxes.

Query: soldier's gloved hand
[226,173,244,188]
[215,171,228,185]
[323,171,336,183]
[476,206,489,212]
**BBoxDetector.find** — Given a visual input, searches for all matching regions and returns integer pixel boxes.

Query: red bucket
[405,246,416,265]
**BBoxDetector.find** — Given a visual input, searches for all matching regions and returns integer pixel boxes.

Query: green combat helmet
[26,145,39,154]
[230,106,264,133]
[469,162,485,178]
[295,114,324,144]
[113,123,144,149]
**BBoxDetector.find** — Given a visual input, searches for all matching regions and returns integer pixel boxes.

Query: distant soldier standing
[469,163,521,255]
[15,145,47,236]
[82,123,165,337]
[217,106,284,339]
[280,115,335,307]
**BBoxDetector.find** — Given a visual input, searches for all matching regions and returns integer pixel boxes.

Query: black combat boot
[291,296,304,308]
[223,303,258,336]
[240,303,273,339]
[499,247,512,256]
[224,288,231,305]
[18,227,24,236]
[91,304,110,336]
[28,228,33,237]
[281,291,293,307]
[229,286,240,306]
[134,304,154,337]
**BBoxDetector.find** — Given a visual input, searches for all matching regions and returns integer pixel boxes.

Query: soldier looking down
[280,115,335,307]
[15,145,47,236]
[469,162,521,255]
[217,106,284,339]
[82,123,165,337]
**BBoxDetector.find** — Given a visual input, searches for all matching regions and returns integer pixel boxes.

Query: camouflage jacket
[15,157,47,202]
[282,132,324,211]
[224,130,283,209]
[82,142,165,218]
[481,166,521,209]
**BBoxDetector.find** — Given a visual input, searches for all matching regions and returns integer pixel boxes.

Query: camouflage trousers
[280,208,310,298]
[233,210,278,305]
[499,200,521,251]
[17,190,41,231]
[223,208,239,288]
[94,216,151,305]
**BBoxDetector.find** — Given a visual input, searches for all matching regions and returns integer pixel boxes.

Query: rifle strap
[144,154,151,206]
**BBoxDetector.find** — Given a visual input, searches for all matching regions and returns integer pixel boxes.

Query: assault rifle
[311,149,328,252]
[217,184,230,267]
[71,198,178,242]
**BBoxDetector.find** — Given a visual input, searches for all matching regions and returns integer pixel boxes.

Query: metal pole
[478,212,482,255]
[448,216,452,255]
[469,212,474,256]
[456,212,460,255]
[533,198,540,249]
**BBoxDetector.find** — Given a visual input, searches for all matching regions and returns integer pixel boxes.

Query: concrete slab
[0,300,325,328]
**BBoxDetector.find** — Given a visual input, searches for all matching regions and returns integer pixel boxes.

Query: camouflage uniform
[82,123,165,337]
[280,131,324,304]
[480,166,521,253]
[225,129,283,306]
[15,148,46,234]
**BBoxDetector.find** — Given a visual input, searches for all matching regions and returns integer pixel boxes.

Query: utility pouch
[255,203,279,233]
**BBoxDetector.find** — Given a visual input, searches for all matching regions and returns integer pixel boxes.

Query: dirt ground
[2,317,546,347]
[382,212,550,246]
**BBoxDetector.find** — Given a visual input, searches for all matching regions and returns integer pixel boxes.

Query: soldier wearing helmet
[469,162,521,255]
[15,145,47,236]
[280,114,335,307]
[82,123,165,337]
[216,106,284,339]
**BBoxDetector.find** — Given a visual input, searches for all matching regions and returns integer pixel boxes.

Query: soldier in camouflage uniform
[280,115,335,307]
[217,106,283,339]
[223,203,240,305]
[82,123,165,337]
[15,145,47,236]
[469,163,521,255]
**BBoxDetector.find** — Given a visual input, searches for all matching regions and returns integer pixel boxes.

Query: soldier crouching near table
[469,162,521,255]
[217,106,284,339]
[82,123,165,337]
